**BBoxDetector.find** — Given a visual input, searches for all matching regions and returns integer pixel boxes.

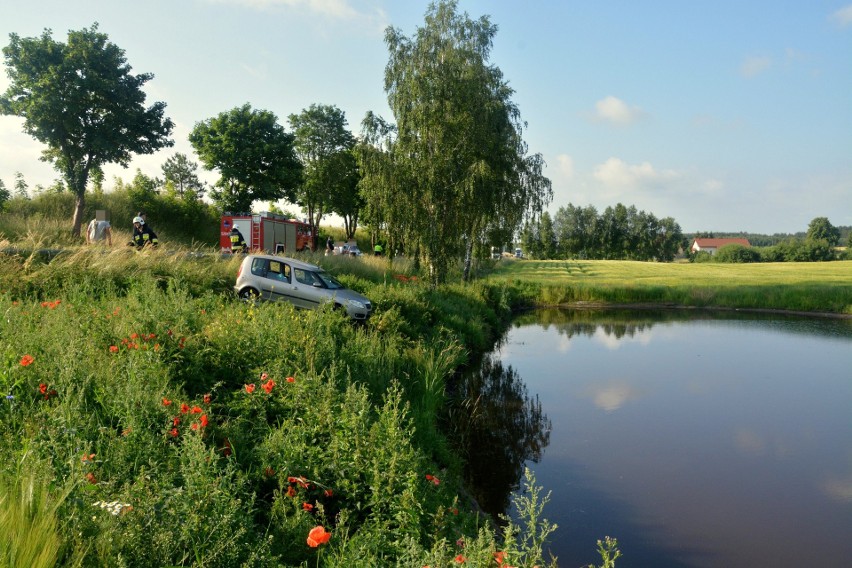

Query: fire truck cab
[220,212,313,254]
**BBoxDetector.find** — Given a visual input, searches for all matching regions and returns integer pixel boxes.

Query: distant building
[691,238,751,255]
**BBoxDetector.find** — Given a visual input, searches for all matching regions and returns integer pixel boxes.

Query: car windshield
[315,271,344,289]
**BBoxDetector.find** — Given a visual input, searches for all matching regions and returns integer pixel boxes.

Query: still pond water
[460,310,852,568]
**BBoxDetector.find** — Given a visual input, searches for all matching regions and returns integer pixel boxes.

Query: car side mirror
[312,282,323,288]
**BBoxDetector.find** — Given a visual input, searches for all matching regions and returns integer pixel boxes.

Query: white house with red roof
[691,238,751,255]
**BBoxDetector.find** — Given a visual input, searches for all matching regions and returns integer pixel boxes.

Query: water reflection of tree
[515,308,852,341]
[447,355,551,519]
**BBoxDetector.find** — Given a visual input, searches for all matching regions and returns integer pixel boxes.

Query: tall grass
[0,244,584,566]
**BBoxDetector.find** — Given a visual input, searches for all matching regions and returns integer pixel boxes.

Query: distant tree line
[519,203,685,261]
[691,217,850,263]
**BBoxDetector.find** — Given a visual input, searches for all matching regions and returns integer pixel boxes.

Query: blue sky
[1,0,850,234]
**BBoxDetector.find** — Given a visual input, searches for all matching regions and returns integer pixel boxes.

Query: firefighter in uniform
[131,216,159,249]
[229,226,247,254]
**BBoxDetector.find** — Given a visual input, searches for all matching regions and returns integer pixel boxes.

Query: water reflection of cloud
[734,429,766,456]
[587,382,643,412]
[592,327,654,350]
[733,428,795,459]
[821,475,852,502]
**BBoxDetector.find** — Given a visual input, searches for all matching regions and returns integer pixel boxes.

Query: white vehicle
[234,254,372,320]
[334,243,363,257]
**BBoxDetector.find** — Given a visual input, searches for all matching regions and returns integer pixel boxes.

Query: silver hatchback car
[234,254,373,320]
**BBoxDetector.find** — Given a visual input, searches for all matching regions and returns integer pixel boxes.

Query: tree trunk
[72,193,86,238]
[462,237,472,282]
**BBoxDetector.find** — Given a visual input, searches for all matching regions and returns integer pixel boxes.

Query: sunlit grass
[486,259,852,314]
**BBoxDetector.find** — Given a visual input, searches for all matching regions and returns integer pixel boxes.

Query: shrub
[713,244,761,263]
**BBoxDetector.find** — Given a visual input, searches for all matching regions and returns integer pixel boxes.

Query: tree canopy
[189,103,302,213]
[358,0,551,284]
[1,23,174,236]
[806,217,840,247]
[288,104,358,246]
[161,152,205,199]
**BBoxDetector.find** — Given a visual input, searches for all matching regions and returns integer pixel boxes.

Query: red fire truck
[220,212,313,254]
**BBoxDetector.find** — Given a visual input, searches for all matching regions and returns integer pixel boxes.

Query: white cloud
[555,154,575,179]
[740,55,771,78]
[593,95,643,125]
[831,4,852,27]
[593,157,679,187]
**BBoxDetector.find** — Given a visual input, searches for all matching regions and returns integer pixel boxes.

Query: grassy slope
[485,259,852,315]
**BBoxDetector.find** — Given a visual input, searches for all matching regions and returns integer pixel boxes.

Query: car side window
[268,260,290,282]
[294,268,315,286]
[251,258,268,277]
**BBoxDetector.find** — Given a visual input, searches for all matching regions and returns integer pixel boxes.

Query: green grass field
[485,259,852,315]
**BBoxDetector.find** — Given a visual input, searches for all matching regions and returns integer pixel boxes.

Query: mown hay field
[485,259,852,315]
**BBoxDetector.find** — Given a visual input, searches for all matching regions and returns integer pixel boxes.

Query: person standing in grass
[86,218,112,246]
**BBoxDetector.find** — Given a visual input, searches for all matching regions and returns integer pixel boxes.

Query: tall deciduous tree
[189,104,302,213]
[806,217,840,247]
[359,0,551,285]
[1,24,174,236]
[288,104,357,248]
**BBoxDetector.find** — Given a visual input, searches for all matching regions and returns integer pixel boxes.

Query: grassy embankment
[485,258,852,316]
[0,246,570,568]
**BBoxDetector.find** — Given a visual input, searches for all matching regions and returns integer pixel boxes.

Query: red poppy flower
[191,423,199,431]
[260,372,268,381]
[245,384,256,394]
[86,472,97,484]
[173,417,180,426]
[162,398,173,406]
[180,403,190,414]
[302,502,314,511]
[454,554,466,563]
[170,427,179,437]
[286,486,297,497]
[262,379,275,394]
[41,301,49,307]
[109,345,119,353]
[39,383,47,394]
[286,376,295,383]
[425,474,440,485]
[190,405,202,414]
[203,393,212,404]
[19,354,34,367]
[148,333,156,340]
[200,414,208,428]
[324,489,334,497]
[264,466,275,478]
[493,551,505,565]
[306,526,331,547]
[130,333,139,340]
[81,453,95,464]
